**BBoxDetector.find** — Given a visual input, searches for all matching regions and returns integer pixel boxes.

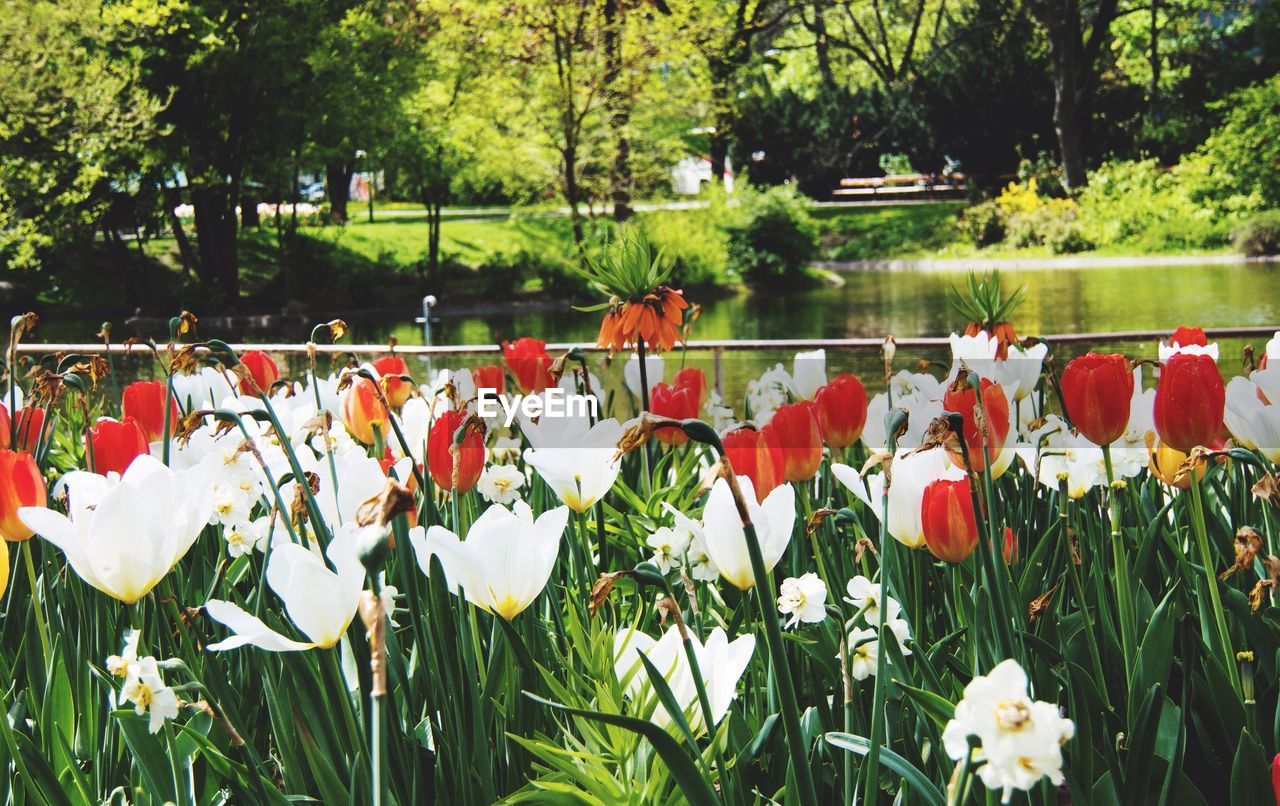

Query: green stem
[1186,474,1242,697]
[1101,445,1137,686]
[20,541,50,665]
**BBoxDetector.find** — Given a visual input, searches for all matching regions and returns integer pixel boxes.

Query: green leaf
[893,680,956,728]
[824,732,945,806]
[1229,728,1269,805]
[524,692,721,806]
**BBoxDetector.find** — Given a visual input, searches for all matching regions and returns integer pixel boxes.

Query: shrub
[1073,158,1227,250]
[723,186,818,284]
[1195,74,1280,211]
[957,200,1005,247]
[1232,212,1280,257]
[475,250,580,297]
[643,208,732,286]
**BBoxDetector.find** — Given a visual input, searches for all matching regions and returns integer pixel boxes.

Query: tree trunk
[101,222,141,308]
[603,0,633,222]
[709,130,730,188]
[1043,3,1087,190]
[162,185,199,279]
[326,163,353,223]
[191,184,241,307]
[1148,0,1160,119]
[562,144,586,250]
[811,0,837,90]
[241,195,260,228]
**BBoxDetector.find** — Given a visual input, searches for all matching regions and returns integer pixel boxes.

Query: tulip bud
[86,417,150,476]
[1003,526,1018,565]
[672,367,708,409]
[0,450,46,541]
[371,355,413,409]
[766,402,824,482]
[121,381,180,443]
[11,407,44,453]
[1060,352,1133,446]
[813,373,868,448]
[1146,433,1202,489]
[722,426,785,502]
[1154,352,1224,453]
[502,337,553,394]
[237,350,280,394]
[942,377,1010,473]
[472,364,506,396]
[427,409,484,493]
[920,477,979,563]
[649,383,700,445]
[342,376,389,445]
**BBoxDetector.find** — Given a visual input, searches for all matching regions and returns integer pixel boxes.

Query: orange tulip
[943,377,1010,473]
[342,376,390,445]
[472,365,506,396]
[1154,352,1224,453]
[813,374,868,449]
[86,417,150,476]
[427,409,484,493]
[11,407,45,453]
[122,381,180,443]
[0,450,46,541]
[502,338,553,394]
[649,382,700,445]
[672,367,708,409]
[1060,353,1132,446]
[765,402,824,482]
[238,350,280,394]
[722,426,785,502]
[920,477,979,563]
[372,355,413,408]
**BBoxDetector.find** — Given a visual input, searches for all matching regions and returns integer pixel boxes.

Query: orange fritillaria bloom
[597,286,689,355]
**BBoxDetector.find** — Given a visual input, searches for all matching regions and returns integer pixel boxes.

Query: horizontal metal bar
[11,325,1277,356]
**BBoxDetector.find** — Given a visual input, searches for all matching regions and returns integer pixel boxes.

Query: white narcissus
[832,447,965,550]
[792,349,827,400]
[700,477,795,590]
[20,456,215,605]
[411,501,568,621]
[204,524,367,651]
[942,659,1075,803]
[522,417,624,512]
[777,572,828,628]
[613,625,754,734]
[1225,373,1280,462]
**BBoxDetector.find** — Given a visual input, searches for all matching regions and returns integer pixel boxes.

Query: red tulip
[672,367,708,409]
[1270,752,1280,806]
[920,477,979,563]
[427,409,484,493]
[372,355,413,408]
[813,373,868,448]
[238,350,280,394]
[86,417,149,476]
[766,402,824,482]
[121,381,179,443]
[649,382,700,445]
[342,376,390,445]
[1169,326,1207,348]
[0,450,46,542]
[942,377,1010,472]
[472,365,506,396]
[0,404,8,450]
[722,426,785,502]
[502,338,553,394]
[11,407,45,453]
[1154,352,1224,452]
[1060,352,1133,446]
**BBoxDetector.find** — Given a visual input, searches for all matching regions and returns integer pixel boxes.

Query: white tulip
[1225,376,1280,462]
[522,417,624,512]
[1158,341,1218,362]
[205,523,367,651]
[21,456,215,604]
[411,501,568,620]
[624,354,664,398]
[613,625,754,734]
[832,447,964,549]
[997,342,1047,402]
[171,366,238,411]
[700,477,795,590]
[792,349,827,400]
[1266,331,1280,362]
[949,331,999,383]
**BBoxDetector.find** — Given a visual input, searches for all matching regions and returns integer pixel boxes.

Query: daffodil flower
[411,500,568,620]
[204,524,366,651]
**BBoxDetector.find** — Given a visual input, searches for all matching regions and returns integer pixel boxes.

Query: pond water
[366,261,1280,346]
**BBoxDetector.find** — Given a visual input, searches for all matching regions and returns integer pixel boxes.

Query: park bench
[832,172,966,199]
